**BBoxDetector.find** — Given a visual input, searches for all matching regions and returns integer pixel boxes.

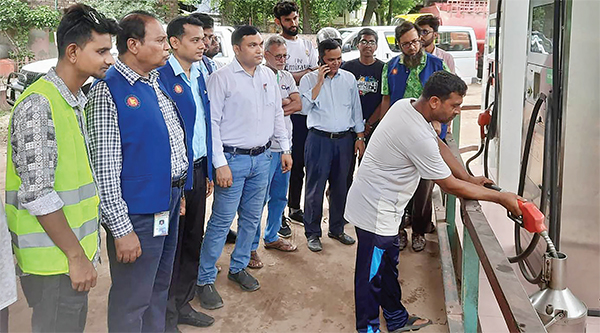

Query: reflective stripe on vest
[11,217,97,249]
[5,182,97,210]
[5,78,99,275]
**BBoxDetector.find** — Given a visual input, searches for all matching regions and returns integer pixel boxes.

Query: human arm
[349,77,366,159]
[379,62,391,118]
[272,76,292,153]
[282,93,302,115]
[311,65,330,100]
[206,73,233,187]
[437,137,494,185]
[85,82,141,263]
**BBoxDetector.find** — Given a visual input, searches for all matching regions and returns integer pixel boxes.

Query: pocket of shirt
[263,84,278,106]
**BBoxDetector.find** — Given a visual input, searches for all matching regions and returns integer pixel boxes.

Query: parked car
[340,25,478,83]
[6,25,234,106]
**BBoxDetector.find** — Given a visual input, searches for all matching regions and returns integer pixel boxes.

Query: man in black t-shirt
[341,28,384,186]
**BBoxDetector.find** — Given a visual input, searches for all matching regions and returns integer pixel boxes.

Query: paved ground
[3,83,483,332]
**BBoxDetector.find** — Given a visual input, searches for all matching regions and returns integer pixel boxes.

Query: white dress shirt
[299,69,365,133]
[208,58,290,168]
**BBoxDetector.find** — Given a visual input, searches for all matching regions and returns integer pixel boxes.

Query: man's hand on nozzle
[498,192,525,217]
[470,175,494,187]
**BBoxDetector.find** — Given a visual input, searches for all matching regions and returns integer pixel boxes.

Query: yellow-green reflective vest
[5,78,99,275]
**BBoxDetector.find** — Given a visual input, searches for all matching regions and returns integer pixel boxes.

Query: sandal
[264,238,297,252]
[248,251,264,269]
[391,316,432,332]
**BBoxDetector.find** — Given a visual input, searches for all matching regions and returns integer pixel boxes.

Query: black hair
[116,11,157,55]
[415,15,440,32]
[273,1,299,19]
[358,28,378,42]
[167,15,203,43]
[318,38,340,59]
[189,12,214,30]
[423,71,468,101]
[395,21,421,43]
[231,25,260,46]
[56,4,119,58]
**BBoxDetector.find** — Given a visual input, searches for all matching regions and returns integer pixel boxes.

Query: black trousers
[288,114,308,210]
[402,179,435,235]
[166,159,208,331]
[0,307,6,333]
[20,274,88,333]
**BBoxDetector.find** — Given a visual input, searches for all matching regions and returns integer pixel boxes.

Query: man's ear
[65,43,79,64]
[233,44,240,56]
[275,18,281,27]
[429,96,441,110]
[127,38,140,55]
[169,36,179,51]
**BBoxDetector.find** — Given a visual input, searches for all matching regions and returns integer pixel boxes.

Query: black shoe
[226,229,237,244]
[307,235,322,252]
[196,284,224,310]
[178,309,215,327]
[412,233,426,252]
[278,217,292,238]
[288,209,304,225]
[399,229,408,251]
[327,232,356,245]
[228,269,260,291]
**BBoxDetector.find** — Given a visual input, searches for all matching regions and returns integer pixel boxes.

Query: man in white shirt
[196,25,292,310]
[248,35,301,269]
[345,71,522,333]
[416,15,456,73]
[274,1,318,225]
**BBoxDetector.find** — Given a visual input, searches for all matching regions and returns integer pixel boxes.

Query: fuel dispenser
[469,0,598,330]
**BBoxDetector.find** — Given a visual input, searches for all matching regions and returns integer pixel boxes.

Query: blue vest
[387,53,447,139]
[97,67,185,214]
[157,61,213,190]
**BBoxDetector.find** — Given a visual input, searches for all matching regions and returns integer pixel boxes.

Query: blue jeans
[197,150,272,285]
[252,151,290,250]
[106,186,181,333]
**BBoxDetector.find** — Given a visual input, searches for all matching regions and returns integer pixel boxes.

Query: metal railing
[434,115,546,332]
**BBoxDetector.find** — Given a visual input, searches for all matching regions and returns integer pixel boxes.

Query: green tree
[81,0,171,22]
[0,0,60,62]
[362,0,420,26]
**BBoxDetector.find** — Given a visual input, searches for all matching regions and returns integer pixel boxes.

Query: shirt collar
[232,57,257,77]
[115,58,159,86]
[44,67,87,108]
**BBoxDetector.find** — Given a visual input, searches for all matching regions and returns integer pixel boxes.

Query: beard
[282,26,299,36]
[421,37,434,48]
[404,48,424,69]
[205,46,219,58]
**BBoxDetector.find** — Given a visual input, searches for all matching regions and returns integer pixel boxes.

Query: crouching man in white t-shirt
[344,71,522,333]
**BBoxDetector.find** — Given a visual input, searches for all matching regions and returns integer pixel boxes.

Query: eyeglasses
[420,29,434,36]
[359,40,377,46]
[400,39,421,49]
[203,35,221,43]
[266,50,289,61]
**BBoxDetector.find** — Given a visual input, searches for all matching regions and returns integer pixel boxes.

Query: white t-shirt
[344,99,452,236]
[284,37,318,74]
[270,69,298,152]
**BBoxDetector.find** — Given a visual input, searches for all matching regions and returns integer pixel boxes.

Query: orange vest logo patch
[173,84,184,94]
[125,95,140,109]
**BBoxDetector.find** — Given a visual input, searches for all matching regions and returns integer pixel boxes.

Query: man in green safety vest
[4,5,118,331]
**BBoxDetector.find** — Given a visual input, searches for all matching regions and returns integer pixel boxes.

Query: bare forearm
[380,95,391,118]
[37,210,87,260]
[283,98,302,115]
[368,104,382,125]
[437,176,502,203]
[438,138,471,182]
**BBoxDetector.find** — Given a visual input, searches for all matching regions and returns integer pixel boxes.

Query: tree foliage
[0,0,60,62]
[363,0,420,26]
[214,0,361,33]
[81,0,168,22]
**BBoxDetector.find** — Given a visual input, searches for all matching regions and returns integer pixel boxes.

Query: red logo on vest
[125,95,140,109]
[391,68,398,75]
[173,84,184,94]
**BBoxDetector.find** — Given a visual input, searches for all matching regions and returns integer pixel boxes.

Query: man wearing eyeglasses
[416,15,456,74]
[380,21,449,253]
[247,35,301,269]
[6,4,118,331]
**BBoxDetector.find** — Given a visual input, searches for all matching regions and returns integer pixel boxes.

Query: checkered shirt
[85,59,188,238]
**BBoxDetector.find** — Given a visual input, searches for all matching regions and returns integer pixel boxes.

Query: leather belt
[310,128,351,139]
[171,172,187,188]
[193,156,206,169]
[223,141,271,156]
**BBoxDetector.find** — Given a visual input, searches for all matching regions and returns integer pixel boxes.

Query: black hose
[465,139,485,176]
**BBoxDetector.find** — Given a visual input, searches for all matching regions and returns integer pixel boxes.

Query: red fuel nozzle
[518,200,546,234]
[478,109,491,139]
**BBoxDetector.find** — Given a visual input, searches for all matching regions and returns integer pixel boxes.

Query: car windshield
[384,32,400,52]
[437,31,473,52]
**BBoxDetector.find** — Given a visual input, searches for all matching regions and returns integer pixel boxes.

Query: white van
[341,25,478,83]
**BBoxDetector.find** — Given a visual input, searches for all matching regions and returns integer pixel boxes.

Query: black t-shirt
[341,58,385,121]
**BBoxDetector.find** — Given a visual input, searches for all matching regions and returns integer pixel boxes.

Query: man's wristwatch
[355,137,366,142]
[283,150,292,155]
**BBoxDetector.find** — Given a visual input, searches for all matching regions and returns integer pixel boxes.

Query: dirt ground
[2,83,483,333]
